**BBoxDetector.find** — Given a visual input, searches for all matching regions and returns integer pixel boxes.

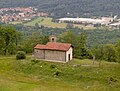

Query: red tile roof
[34,44,47,49]
[34,42,72,51]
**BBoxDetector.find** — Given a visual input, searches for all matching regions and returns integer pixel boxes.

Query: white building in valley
[58,17,114,25]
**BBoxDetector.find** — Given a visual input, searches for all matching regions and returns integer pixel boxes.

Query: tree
[59,31,76,44]
[91,45,104,60]
[103,44,117,62]
[22,34,49,53]
[90,45,104,67]
[115,40,120,63]
[59,31,91,59]
[78,32,87,48]
[0,26,19,55]
[79,47,92,59]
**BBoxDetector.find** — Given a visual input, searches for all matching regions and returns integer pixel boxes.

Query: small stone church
[33,36,73,63]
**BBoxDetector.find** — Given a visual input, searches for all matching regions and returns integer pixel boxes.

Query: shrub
[16,51,26,60]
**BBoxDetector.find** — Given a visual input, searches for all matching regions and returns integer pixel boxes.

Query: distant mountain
[0,0,120,17]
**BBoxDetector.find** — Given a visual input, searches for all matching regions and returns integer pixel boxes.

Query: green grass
[24,17,67,28]
[0,56,120,91]
[23,17,97,29]
[9,21,22,24]
[24,17,44,26]
[9,17,110,30]
[9,17,112,30]
[40,17,67,28]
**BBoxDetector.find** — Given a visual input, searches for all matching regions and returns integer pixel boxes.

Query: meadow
[0,55,120,91]
[23,17,97,30]
[24,17,67,28]
[9,17,112,30]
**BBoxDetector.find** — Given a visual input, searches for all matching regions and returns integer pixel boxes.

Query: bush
[16,51,26,60]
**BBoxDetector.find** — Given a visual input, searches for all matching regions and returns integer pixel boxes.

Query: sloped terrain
[0,0,120,17]
[0,56,120,91]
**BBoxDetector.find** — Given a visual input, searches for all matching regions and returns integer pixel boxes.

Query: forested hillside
[0,0,120,17]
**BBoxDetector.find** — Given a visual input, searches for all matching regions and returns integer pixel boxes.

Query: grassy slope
[23,17,96,30]
[24,17,67,28]
[0,56,120,91]
[9,21,22,25]
[24,17,44,26]
[11,17,111,30]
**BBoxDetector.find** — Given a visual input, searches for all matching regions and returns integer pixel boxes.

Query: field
[9,21,22,25]
[24,17,67,28]
[0,56,120,91]
[9,17,111,30]
[23,17,96,30]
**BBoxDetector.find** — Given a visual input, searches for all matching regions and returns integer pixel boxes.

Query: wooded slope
[0,0,120,17]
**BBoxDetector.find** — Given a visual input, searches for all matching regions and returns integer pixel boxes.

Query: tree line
[0,25,120,63]
[1,0,120,17]
[11,24,120,48]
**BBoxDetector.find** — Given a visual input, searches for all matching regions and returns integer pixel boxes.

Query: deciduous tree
[0,26,19,55]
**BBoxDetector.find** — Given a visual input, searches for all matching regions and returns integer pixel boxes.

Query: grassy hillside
[0,55,120,91]
[0,0,120,17]
[23,17,96,29]
[24,17,67,28]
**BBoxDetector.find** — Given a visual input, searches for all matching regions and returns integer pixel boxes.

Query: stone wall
[34,49,45,59]
[34,48,73,62]
[45,50,66,62]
